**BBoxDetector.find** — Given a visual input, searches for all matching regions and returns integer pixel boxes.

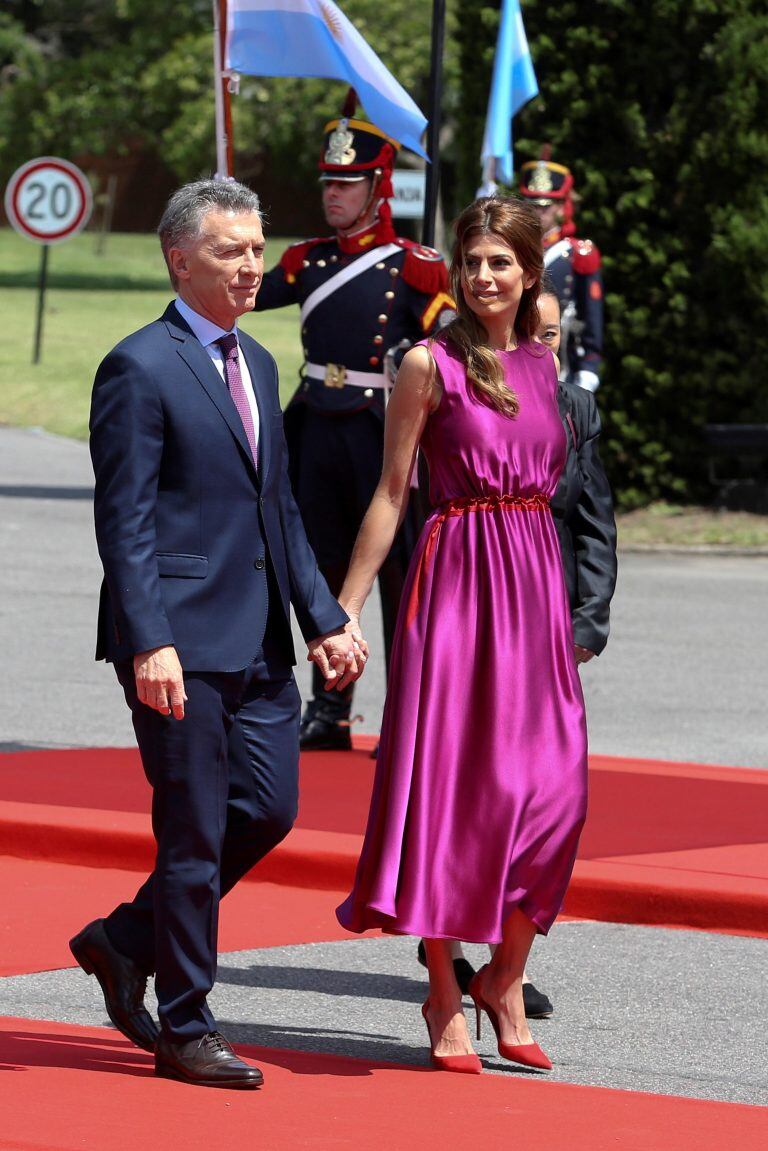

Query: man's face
[321,178,373,231]
[531,201,561,234]
[169,209,265,328]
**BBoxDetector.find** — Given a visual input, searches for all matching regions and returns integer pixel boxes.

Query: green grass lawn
[0,228,303,438]
[617,502,768,548]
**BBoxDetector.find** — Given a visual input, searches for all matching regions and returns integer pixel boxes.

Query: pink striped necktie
[216,333,258,466]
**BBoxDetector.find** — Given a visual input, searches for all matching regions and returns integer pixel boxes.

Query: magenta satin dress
[337,336,588,942]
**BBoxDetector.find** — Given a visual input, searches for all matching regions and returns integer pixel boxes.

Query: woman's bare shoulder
[401,343,435,370]
[397,343,443,410]
[398,343,437,387]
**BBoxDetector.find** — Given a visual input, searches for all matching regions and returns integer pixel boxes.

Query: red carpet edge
[2,799,767,937]
[2,746,767,938]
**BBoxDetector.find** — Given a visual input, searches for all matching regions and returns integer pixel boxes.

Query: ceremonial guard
[519,154,604,392]
[255,115,453,749]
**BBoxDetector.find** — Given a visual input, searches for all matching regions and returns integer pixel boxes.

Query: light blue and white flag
[226,0,428,157]
[479,0,538,192]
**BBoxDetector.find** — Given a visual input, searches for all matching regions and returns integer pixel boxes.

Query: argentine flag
[480,0,539,189]
[227,0,428,157]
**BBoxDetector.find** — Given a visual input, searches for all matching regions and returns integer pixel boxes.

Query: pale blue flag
[479,0,539,190]
[227,0,428,157]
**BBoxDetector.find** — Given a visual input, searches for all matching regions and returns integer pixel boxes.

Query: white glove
[574,370,600,393]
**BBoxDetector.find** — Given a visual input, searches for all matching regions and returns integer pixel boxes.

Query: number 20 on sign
[4,156,93,363]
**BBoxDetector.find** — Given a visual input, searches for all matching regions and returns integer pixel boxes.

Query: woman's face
[535,293,561,355]
[461,232,536,324]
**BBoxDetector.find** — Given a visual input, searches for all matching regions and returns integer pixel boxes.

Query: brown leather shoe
[155,1031,263,1089]
[69,918,159,1053]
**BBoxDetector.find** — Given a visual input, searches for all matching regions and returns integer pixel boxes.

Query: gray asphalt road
[3,925,766,1105]
[1,426,765,766]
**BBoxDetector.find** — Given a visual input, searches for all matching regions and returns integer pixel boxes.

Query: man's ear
[168,246,190,283]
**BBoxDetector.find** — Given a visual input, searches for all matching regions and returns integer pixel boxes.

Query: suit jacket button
[254,557,265,570]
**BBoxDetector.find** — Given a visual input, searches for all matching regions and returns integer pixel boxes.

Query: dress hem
[336,894,555,943]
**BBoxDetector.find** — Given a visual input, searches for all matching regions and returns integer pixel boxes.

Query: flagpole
[422,0,445,248]
[212,0,234,178]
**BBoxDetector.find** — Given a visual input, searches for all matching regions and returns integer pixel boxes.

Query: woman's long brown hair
[441,196,544,417]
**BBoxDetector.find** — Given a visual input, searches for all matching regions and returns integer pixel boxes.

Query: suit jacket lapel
[163,304,258,481]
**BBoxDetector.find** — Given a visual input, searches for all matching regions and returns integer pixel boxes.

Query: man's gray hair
[158,179,262,287]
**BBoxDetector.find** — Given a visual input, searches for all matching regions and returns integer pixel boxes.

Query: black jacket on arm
[551,382,617,656]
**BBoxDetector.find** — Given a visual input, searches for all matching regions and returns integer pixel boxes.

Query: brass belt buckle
[324,362,346,388]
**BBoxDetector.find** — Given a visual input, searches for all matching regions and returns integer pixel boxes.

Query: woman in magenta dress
[335,197,588,1074]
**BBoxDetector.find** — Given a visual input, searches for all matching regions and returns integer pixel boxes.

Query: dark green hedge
[453,0,768,507]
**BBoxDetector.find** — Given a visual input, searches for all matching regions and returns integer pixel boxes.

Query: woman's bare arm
[339,344,438,622]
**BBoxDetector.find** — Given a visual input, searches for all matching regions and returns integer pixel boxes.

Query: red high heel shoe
[468,966,552,1071]
[421,1002,482,1075]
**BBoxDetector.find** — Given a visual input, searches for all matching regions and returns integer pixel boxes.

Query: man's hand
[134,646,187,719]
[307,620,369,692]
[574,645,595,665]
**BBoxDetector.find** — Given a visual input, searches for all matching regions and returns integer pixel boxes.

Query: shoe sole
[155,1065,263,1089]
[69,937,158,1054]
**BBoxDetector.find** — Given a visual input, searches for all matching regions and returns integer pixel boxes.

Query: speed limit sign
[4,156,93,244]
[5,157,94,362]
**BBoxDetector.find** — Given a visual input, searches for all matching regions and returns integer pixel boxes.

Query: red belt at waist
[406,492,550,626]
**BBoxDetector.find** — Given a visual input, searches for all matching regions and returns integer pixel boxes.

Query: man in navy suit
[69,179,364,1089]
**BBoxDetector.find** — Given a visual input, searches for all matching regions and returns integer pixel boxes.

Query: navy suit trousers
[104,649,300,1042]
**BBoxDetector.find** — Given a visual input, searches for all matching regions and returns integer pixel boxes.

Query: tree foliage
[453,0,768,506]
[0,1,446,187]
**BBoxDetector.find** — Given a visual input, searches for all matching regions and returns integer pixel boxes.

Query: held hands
[307,619,369,692]
[134,645,187,719]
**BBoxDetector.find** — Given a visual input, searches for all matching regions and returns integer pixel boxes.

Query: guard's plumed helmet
[319,116,400,228]
[318,118,400,181]
[518,151,576,237]
[518,158,574,205]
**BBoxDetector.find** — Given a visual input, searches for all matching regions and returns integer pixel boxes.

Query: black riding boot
[299,667,354,750]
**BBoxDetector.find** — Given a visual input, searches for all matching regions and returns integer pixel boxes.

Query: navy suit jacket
[90,302,347,671]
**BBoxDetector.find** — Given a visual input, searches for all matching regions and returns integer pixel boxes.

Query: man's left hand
[307,622,369,692]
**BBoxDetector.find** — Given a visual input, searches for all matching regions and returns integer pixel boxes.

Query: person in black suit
[544,287,617,658]
[69,179,366,1089]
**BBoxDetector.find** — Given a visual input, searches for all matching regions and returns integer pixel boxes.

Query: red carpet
[0,855,354,977]
[2,745,767,937]
[1,1017,766,1151]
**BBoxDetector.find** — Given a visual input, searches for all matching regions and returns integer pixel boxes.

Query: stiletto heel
[474,1001,482,1041]
[468,966,552,1071]
[421,1001,482,1075]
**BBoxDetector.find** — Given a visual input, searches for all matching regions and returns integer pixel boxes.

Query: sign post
[4,157,93,364]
